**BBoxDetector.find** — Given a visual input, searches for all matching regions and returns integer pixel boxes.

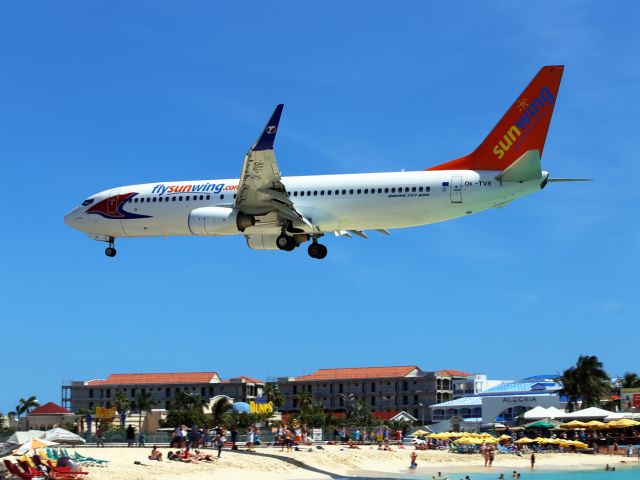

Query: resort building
[276,365,475,421]
[62,372,265,412]
[20,402,76,431]
[429,375,565,427]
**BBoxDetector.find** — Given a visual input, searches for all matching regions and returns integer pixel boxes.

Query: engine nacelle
[188,207,240,235]
[236,212,256,232]
[245,234,280,250]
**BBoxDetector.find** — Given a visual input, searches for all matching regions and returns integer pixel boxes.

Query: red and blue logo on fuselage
[85,192,151,220]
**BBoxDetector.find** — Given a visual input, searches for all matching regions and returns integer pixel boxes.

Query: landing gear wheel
[276,234,296,252]
[308,243,328,259]
[105,247,117,257]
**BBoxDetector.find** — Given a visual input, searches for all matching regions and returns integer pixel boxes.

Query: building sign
[249,396,273,415]
[95,407,117,420]
[634,394,640,409]
[502,396,537,403]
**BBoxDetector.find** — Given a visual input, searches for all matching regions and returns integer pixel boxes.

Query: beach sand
[71,445,640,479]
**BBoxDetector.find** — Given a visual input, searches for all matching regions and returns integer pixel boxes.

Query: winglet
[253,104,284,151]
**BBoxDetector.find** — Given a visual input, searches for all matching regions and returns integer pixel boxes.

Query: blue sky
[1,1,638,414]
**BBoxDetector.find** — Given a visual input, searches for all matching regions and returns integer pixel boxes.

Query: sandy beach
[71,445,640,479]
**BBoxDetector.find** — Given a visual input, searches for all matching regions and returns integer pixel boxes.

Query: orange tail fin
[427,65,564,171]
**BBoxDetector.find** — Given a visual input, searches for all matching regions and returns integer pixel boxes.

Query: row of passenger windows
[286,186,431,197]
[127,194,231,203]
[129,186,431,204]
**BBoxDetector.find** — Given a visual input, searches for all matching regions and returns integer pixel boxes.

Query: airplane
[64,65,588,260]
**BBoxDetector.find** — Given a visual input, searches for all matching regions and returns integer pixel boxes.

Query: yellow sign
[95,406,117,420]
[249,401,273,415]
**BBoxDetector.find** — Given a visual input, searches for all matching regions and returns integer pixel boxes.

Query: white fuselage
[64,170,547,239]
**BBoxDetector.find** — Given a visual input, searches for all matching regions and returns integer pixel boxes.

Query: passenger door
[450,176,462,203]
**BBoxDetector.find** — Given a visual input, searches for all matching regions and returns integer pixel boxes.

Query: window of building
[329,384,333,394]
[339,383,344,393]
[89,402,94,409]
[335,190,340,195]
[130,389,136,398]
[209,387,214,396]
[293,398,298,408]
[201,387,205,396]
[339,397,344,407]
[166,388,171,397]
[403,395,408,405]
[89,389,94,398]
[106,389,111,398]
[293,385,297,394]
[327,190,331,196]
[165,401,170,409]
[106,401,111,408]
[414,395,419,403]
[371,383,376,392]
[370,397,375,406]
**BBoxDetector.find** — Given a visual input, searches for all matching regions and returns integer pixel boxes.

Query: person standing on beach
[409,451,418,469]
[530,452,535,469]
[126,425,135,447]
[246,427,255,451]
[231,426,238,450]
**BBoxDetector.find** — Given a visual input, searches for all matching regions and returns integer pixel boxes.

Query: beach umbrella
[607,419,640,428]
[560,420,587,428]
[527,420,556,428]
[411,429,430,436]
[498,434,512,441]
[515,437,535,444]
[584,421,608,429]
[12,438,58,456]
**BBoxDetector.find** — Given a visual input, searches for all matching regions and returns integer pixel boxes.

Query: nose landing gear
[104,238,117,257]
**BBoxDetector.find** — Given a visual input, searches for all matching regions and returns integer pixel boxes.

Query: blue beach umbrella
[232,402,251,413]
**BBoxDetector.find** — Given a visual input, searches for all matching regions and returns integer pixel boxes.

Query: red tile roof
[436,369,474,377]
[88,372,219,385]
[221,376,265,384]
[29,402,72,415]
[295,366,420,381]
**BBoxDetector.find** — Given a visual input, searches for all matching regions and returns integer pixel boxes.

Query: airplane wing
[234,104,311,228]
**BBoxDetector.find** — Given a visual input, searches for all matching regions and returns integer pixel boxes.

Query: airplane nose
[64,209,80,228]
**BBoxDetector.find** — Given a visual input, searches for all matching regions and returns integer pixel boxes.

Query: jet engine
[188,207,240,235]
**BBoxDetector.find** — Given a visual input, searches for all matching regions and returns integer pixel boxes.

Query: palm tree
[298,390,313,412]
[621,372,640,388]
[561,355,611,411]
[132,392,157,436]
[114,390,131,428]
[263,384,285,410]
[211,398,233,426]
[15,396,40,418]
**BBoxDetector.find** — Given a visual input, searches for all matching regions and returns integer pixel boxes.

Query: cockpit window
[82,199,94,206]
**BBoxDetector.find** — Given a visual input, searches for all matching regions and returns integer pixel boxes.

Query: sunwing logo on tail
[492,86,555,159]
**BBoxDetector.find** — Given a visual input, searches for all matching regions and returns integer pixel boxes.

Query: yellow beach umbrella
[515,437,535,444]
[607,419,640,428]
[483,437,499,443]
[412,430,430,436]
[560,420,587,428]
[584,420,607,429]
[498,434,512,441]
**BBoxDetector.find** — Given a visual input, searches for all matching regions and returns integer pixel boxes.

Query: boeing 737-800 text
[65,65,586,259]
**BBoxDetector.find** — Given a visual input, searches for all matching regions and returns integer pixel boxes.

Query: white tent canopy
[524,406,567,420]
[561,407,612,419]
[42,427,86,445]
[0,430,45,458]
[523,406,551,419]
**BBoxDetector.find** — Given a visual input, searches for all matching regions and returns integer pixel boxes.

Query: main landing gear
[307,242,327,260]
[276,234,296,252]
[105,238,117,257]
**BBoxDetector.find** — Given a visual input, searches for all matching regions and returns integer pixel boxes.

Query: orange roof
[29,402,72,415]
[295,366,420,381]
[221,376,265,384]
[88,372,219,385]
[436,369,474,377]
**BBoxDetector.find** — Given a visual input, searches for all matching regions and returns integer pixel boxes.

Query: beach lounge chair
[71,451,108,465]
[3,460,46,480]
[46,460,89,478]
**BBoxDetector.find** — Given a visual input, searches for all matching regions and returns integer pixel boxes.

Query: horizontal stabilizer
[547,178,593,182]
[495,149,542,182]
